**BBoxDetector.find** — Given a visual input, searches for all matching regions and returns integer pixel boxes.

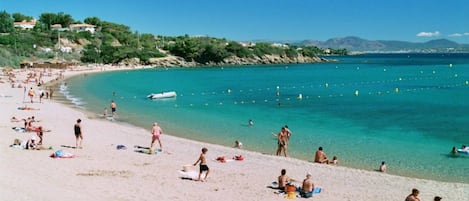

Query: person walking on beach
[193,147,209,182]
[314,146,329,164]
[110,100,117,116]
[150,122,163,152]
[74,119,83,148]
[28,87,35,103]
[39,89,44,103]
[405,188,420,201]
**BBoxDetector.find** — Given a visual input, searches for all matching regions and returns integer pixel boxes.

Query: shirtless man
[405,188,421,201]
[193,147,209,182]
[314,146,329,164]
[150,122,163,152]
[300,173,315,198]
[274,127,288,157]
[110,100,117,116]
[277,169,292,191]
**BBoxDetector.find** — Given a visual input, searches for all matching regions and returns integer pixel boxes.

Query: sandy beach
[1,66,467,201]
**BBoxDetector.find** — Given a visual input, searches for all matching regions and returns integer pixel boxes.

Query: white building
[69,23,96,33]
[14,19,36,30]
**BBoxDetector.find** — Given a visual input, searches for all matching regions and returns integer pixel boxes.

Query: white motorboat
[147,91,177,99]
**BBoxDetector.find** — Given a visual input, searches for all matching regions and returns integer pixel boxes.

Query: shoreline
[1,65,468,201]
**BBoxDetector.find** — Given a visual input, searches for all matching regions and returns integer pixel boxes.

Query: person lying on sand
[17,106,39,110]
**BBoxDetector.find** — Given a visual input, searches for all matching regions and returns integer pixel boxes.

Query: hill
[294,36,469,53]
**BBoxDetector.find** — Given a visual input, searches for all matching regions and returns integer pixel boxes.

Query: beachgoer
[277,169,291,191]
[332,156,338,165]
[314,146,329,164]
[235,140,243,149]
[150,122,163,152]
[284,125,292,141]
[451,146,457,154]
[74,119,83,148]
[193,147,209,182]
[36,126,44,145]
[380,161,387,173]
[299,172,315,198]
[274,127,288,157]
[39,89,44,103]
[110,100,117,116]
[49,88,53,99]
[434,196,442,201]
[28,87,34,103]
[248,119,254,126]
[405,188,420,201]
[103,107,108,117]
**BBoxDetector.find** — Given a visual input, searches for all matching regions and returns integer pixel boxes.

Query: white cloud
[416,31,441,37]
[449,32,469,37]
[449,33,462,37]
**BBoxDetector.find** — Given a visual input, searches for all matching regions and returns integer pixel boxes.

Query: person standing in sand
[74,119,83,148]
[405,188,421,201]
[314,146,329,164]
[193,147,209,182]
[110,100,117,116]
[28,87,35,103]
[150,122,163,152]
[274,127,288,157]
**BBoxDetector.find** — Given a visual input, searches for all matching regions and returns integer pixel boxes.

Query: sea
[59,53,469,183]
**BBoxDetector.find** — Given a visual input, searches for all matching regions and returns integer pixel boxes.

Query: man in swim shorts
[150,122,163,152]
[110,100,117,116]
[193,147,209,182]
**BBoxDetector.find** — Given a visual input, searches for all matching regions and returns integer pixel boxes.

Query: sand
[0,66,467,201]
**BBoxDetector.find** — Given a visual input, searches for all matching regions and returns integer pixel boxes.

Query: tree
[56,12,74,27]
[12,13,33,22]
[226,41,250,58]
[84,17,102,26]
[0,11,14,33]
[38,13,56,30]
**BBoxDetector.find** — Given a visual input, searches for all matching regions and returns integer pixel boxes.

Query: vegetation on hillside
[0,11,347,68]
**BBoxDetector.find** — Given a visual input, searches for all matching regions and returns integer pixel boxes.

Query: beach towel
[12,127,26,133]
[50,149,74,158]
[178,170,198,180]
[313,188,321,194]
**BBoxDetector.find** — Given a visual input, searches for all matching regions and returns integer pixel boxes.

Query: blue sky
[2,0,469,43]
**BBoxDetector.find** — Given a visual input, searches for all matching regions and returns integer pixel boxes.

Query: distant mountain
[293,36,469,53]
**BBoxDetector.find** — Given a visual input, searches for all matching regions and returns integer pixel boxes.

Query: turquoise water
[63,54,469,183]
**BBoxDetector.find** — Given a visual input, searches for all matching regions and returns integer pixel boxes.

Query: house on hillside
[51,24,69,31]
[69,23,96,33]
[14,19,36,30]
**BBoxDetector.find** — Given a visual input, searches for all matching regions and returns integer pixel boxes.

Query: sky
[2,0,469,43]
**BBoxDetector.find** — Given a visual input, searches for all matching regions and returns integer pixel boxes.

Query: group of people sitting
[11,116,49,145]
[274,169,318,198]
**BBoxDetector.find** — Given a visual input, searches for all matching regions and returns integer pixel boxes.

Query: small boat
[147,91,177,99]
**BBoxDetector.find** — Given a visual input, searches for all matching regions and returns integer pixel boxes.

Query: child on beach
[380,161,387,173]
[193,147,209,182]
